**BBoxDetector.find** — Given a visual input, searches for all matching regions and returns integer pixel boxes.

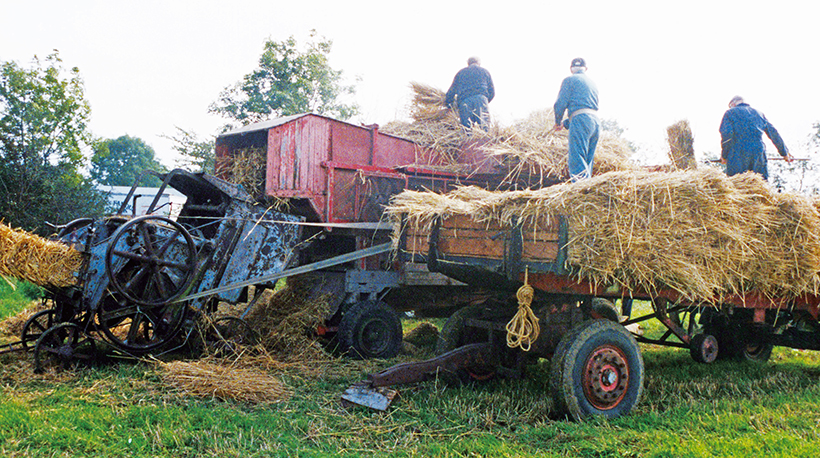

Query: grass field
[1,292,820,457]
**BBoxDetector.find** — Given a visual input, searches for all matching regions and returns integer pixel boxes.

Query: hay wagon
[347,182,820,420]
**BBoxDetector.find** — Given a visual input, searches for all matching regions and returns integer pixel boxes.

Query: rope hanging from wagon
[506,267,540,352]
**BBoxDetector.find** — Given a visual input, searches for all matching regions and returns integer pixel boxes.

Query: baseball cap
[571,57,586,67]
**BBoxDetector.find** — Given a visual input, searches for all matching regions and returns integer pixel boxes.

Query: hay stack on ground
[157,358,291,404]
[242,274,334,363]
[387,168,820,303]
[0,222,82,287]
[667,120,697,170]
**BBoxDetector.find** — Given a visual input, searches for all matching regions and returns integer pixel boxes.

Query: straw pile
[387,168,820,304]
[157,358,291,404]
[215,147,268,199]
[382,82,472,168]
[243,274,334,363]
[0,222,83,287]
[380,82,636,187]
[666,120,697,170]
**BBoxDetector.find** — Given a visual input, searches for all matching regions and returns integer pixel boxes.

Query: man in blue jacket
[554,57,600,181]
[445,57,495,130]
[719,96,793,180]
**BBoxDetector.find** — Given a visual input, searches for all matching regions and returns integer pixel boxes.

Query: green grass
[0,278,42,318]
[1,300,820,457]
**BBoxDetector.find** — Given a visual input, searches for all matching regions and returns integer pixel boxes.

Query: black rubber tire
[701,309,773,362]
[689,333,719,364]
[550,319,644,421]
[591,298,620,322]
[435,305,502,384]
[338,300,402,359]
[735,335,774,362]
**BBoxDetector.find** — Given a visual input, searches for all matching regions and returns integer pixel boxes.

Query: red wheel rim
[582,344,629,410]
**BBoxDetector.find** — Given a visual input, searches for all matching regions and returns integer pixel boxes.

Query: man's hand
[719,157,726,165]
[552,124,564,132]
[784,153,794,163]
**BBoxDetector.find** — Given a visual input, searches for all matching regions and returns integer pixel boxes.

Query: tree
[209,30,359,128]
[0,52,106,234]
[90,135,168,187]
[164,127,215,174]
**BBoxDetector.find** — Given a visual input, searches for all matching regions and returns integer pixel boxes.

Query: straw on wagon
[380,82,637,187]
[386,168,820,304]
[0,222,82,288]
[666,119,697,170]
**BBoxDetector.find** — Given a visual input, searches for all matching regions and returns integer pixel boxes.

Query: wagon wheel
[96,299,188,354]
[338,300,402,359]
[205,316,261,356]
[689,333,719,364]
[550,319,644,420]
[436,305,510,384]
[105,215,196,307]
[21,308,56,350]
[33,323,97,373]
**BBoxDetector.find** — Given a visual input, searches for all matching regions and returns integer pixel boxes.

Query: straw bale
[387,168,820,303]
[0,222,82,287]
[158,359,291,404]
[666,120,697,170]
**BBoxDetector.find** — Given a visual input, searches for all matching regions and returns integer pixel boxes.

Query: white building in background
[99,186,187,219]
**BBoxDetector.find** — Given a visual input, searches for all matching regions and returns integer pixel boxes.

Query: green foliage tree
[90,135,168,187]
[209,30,359,128]
[164,127,215,174]
[0,52,106,234]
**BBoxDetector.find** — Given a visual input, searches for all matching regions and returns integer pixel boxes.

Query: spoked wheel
[21,308,56,349]
[205,316,261,356]
[338,300,402,359]
[550,319,644,421]
[105,215,197,307]
[96,299,188,354]
[34,323,97,373]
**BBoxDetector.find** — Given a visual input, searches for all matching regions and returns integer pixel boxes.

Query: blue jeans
[458,95,489,130]
[568,113,600,181]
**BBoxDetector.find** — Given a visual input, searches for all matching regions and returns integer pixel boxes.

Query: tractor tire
[550,319,644,421]
[338,300,402,359]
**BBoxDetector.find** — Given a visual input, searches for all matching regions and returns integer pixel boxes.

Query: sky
[2,0,819,168]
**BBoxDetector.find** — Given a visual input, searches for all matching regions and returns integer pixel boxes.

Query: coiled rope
[505,267,540,351]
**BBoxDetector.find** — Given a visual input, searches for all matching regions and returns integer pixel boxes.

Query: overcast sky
[2,0,819,167]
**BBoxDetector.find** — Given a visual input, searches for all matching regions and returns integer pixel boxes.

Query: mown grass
[1,300,820,457]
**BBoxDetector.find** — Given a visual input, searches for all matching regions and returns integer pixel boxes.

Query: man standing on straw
[445,56,495,130]
[719,95,793,180]
[554,57,600,181]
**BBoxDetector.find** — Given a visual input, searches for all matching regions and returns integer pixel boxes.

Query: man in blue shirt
[554,57,600,181]
[445,57,495,130]
[719,96,793,180]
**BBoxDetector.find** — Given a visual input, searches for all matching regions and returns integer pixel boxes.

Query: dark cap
[571,57,586,68]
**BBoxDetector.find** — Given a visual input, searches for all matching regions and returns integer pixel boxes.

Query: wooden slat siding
[405,214,561,262]
[266,124,284,192]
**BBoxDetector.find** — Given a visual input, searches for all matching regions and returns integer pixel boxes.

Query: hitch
[340,342,498,410]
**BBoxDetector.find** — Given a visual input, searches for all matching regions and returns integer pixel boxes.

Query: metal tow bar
[177,242,394,303]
